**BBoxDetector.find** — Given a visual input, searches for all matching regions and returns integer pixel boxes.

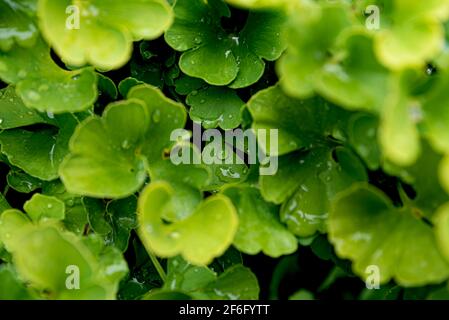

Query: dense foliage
[2,0,449,300]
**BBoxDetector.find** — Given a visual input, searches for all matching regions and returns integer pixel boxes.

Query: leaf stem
[148,250,167,282]
[3,185,9,196]
[398,182,412,208]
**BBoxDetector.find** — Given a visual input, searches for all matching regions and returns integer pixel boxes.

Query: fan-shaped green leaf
[0,0,38,51]
[138,181,238,265]
[0,209,127,299]
[187,86,244,129]
[166,0,286,87]
[0,36,97,113]
[329,184,449,286]
[38,0,173,70]
[223,186,297,257]
[23,193,65,222]
[60,100,149,198]
[0,114,79,180]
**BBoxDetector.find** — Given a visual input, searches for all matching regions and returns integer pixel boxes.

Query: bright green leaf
[138,181,238,265]
[38,0,173,70]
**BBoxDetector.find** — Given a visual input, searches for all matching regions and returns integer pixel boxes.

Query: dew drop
[170,232,180,239]
[47,204,53,209]
[121,140,130,149]
[218,167,241,182]
[152,109,161,123]
[409,102,423,123]
[88,5,99,17]
[71,74,81,81]
[27,91,41,101]
[18,69,27,78]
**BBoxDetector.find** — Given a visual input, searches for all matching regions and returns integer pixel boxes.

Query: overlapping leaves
[38,0,173,70]
[138,161,238,265]
[2,0,449,301]
[0,194,127,299]
[60,84,186,198]
[248,85,367,237]
[165,0,286,87]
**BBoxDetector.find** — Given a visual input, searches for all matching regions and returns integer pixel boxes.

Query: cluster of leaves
[2,0,449,300]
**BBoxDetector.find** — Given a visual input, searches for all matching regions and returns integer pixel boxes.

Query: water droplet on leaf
[121,140,130,149]
[38,84,49,92]
[27,91,40,101]
[152,109,161,123]
[18,70,27,78]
